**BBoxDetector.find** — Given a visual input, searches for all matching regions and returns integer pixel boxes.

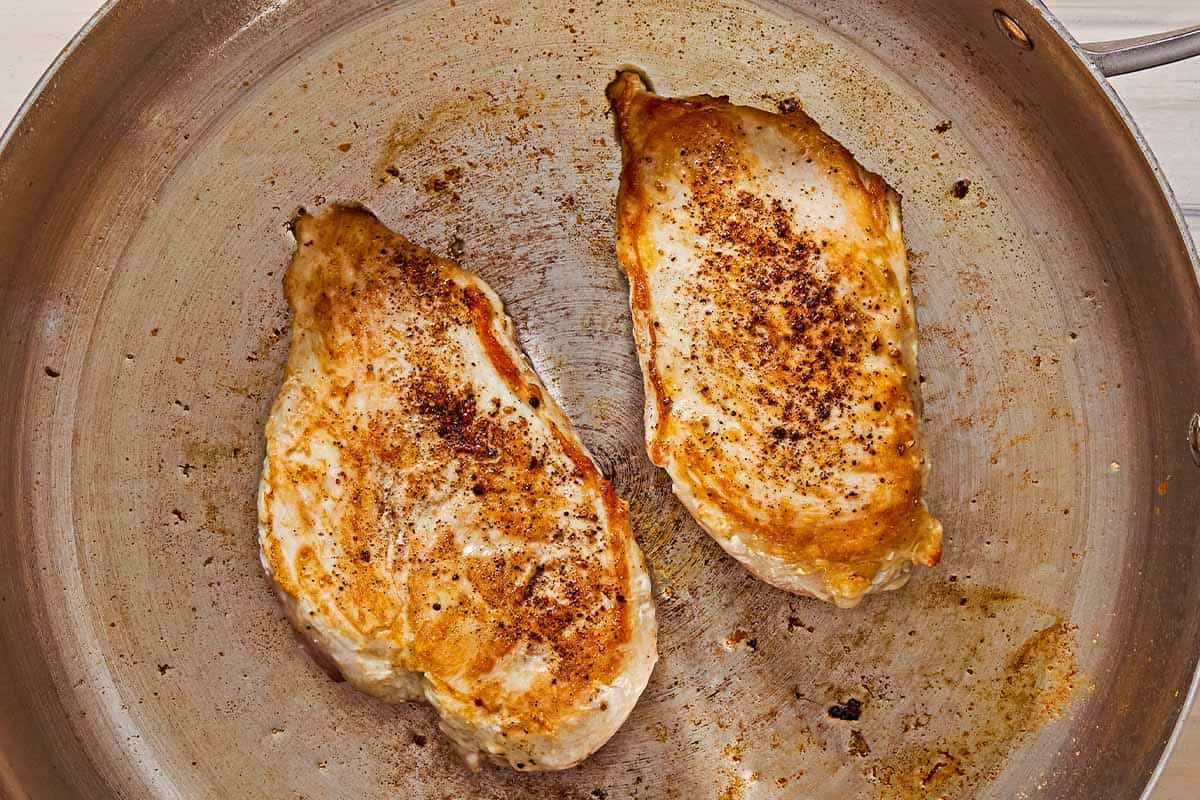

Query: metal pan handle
[1080,25,1200,77]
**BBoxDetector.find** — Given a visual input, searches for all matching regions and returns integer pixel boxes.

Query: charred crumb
[423,166,464,199]
[934,120,953,133]
[775,97,802,114]
[951,179,971,199]
[44,366,60,378]
[828,697,863,721]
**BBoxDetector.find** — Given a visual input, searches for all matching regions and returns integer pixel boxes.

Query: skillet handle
[1080,25,1200,77]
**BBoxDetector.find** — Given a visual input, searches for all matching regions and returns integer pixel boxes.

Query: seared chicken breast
[607,72,942,608]
[258,206,656,770]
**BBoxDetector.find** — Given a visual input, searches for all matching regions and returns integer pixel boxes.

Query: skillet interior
[1,0,1198,797]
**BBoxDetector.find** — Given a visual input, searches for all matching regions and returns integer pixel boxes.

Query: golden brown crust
[608,72,942,602]
[261,205,645,739]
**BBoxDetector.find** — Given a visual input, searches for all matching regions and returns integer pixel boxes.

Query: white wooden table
[1,0,1197,796]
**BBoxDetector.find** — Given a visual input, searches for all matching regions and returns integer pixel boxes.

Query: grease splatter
[866,620,1085,799]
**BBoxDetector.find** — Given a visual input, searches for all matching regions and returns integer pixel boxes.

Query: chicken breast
[258,205,657,770]
[607,71,942,608]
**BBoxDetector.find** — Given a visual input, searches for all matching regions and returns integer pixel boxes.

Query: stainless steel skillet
[2,1,1199,798]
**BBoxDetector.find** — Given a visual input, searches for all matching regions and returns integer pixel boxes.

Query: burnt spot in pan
[829,697,863,721]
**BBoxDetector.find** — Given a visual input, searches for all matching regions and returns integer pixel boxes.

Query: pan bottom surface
[14,0,1152,797]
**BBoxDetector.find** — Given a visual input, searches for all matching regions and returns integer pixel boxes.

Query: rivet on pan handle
[1079,24,1200,78]
[994,11,1034,50]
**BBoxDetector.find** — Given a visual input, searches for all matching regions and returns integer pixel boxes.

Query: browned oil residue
[422,166,464,201]
[183,439,243,469]
[913,579,1021,613]
[371,82,577,194]
[203,501,233,540]
[718,772,746,800]
[373,87,554,185]
[866,619,1085,799]
[247,324,287,365]
[625,489,702,586]
[373,97,473,183]
[725,628,750,648]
